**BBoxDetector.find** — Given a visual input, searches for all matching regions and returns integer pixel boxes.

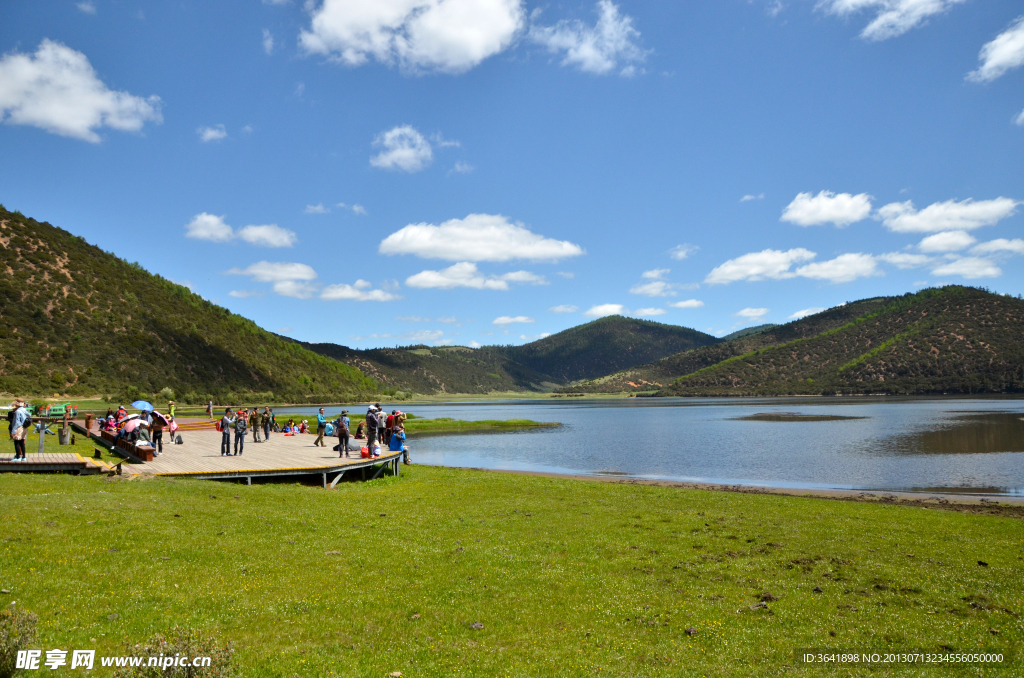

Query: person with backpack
[234,408,248,455]
[250,408,261,443]
[9,398,30,461]
[335,409,350,458]
[365,406,379,455]
[219,407,234,457]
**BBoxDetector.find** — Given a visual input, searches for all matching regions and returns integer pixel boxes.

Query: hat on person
[341,410,349,415]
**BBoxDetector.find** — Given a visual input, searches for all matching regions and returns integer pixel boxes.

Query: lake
[278,397,1024,496]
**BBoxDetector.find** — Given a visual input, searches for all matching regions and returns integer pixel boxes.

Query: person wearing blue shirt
[314,408,327,447]
[9,398,30,461]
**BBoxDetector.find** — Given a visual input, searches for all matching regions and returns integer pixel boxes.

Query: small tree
[0,605,38,678]
[158,387,175,401]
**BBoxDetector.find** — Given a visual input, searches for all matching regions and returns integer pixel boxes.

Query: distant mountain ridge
[289,316,719,394]
[560,287,1024,396]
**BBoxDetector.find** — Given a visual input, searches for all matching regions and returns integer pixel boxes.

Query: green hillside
[562,287,1024,396]
[292,316,719,394]
[0,206,376,402]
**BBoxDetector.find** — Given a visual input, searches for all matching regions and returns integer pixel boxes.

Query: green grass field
[0,467,1020,677]
[402,418,559,436]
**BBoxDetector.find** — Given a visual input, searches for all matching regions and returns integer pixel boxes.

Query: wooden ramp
[0,452,104,474]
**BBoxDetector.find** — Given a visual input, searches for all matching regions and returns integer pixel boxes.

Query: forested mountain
[291,316,719,394]
[561,287,1024,396]
[0,206,376,402]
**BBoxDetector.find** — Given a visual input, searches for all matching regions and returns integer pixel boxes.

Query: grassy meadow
[0,467,1021,677]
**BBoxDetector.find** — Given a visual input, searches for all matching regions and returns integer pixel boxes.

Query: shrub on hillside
[0,605,38,678]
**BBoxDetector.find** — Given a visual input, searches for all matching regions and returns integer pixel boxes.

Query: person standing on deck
[168,401,175,419]
[336,409,350,458]
[262,406,271,441]
[234,408,248,455]
[207,400,213,419]
[365,406,379,455]
[250,408,261,443]
[9,398,29,461]
[314,407,327,447]
[220,407,234,457]
[151,412,165,455]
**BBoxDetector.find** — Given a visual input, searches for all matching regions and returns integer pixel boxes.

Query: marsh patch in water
[733,412,868,422]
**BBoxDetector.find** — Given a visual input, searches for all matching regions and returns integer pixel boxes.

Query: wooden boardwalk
[0,452,104,474]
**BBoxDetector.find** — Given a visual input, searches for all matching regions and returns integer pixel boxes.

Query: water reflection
[890,413,1024,455]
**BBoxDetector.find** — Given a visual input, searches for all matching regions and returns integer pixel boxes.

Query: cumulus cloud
[634,307,666,316]
[549,304,578,313]
[818,0,965,41]
[77,2,97,14]
[877,252,932,269]
[967,16,1024,82]
[185,213,234,243]
[918,230,976,253]
[735,307,769,320]
[263,29,275,55]
[630,280,676,297]
[237,224,298,248]
[740,193,765,202]
[299,0,525,74]
[305,203,329,214]
[669,244,699,260]
[794,253,879,283]
[405,262,544,290]
[370,125,433,172]
[228,290,262,299]
[0,39,162,142]
[184,214,296,248]
[877,197,1019,233]
[197,124,227,142]
[705,248,816,284]
[781,190,872,227]
[451,161,474,174]
[493,315,534,325]
[789,307,826,320]
[669,299,704,309]
[931,256,1001,279]
[336,202,368,215]
[321,280,400,301]
[971,238,1024,255]
[583,303,626,318]
[227,261,318,298]
[380,213,584,262]
[530,0,646,76]
[641,268,669,279]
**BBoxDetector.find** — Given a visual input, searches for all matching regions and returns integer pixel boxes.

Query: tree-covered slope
[0,206,376,401]
[661,286,1024,396]
[561,297,895,393]
[484,315,719,385]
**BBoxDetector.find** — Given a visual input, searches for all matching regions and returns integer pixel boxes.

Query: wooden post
[246,476,251,486]
[322,472,327,489]
[38,422,45,454]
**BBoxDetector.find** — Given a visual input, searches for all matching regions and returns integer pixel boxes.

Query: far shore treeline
[2,205,1023,403]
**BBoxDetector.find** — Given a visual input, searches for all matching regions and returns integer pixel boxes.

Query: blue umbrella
[131,400,154,412]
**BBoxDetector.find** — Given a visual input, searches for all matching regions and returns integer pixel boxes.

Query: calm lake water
[279,398,1024,496]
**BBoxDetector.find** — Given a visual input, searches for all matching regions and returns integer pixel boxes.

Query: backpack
[215,419,222,432]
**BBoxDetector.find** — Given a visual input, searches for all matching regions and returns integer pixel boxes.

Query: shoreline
[427,464,1024,516]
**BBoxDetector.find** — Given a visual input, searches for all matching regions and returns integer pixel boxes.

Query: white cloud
[818,0,965,41]
[556,271,575,279]
[781,190,872,227]
[740,193,765,202]
[185,213,234,243]
[583,303,626,318]
[549,304,578,313]
[305,203,329,214]
[321,280,401,301]
[931,256,1002,279]
[0,39,162,142]
[468,340,482,348]
[634,307,666,317]
[789,307,826,319]
[918,230,976,253]
[237,224,297,248]
[197,124,227,142]
[641,268,669,279]
[263,29,276,55]
[971,238,1024,256]
[877,197,1019,233]
[530,0,645,76]
[735,307,769,320]
[669,244,699,260]
[493,315,534,325]
[380,213,584,262]
[967,16,1024,82]
[878,252,932,269]
[299,0,525,74]
[405,261,542,290]
[77,2,97,14]
[629,280,675,297]
[794,253,879,283]
[352,204,368,215]
[669,299,704,309]
[370,125,433,172]
[451,161,474,174]
[705,248,816,284]
[228,290,263,298]
[227,261,318,298]
[1015,108,1024,126]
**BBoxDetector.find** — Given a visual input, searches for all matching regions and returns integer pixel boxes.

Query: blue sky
[1,0,1022,348]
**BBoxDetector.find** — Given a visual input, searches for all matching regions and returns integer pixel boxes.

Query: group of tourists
[360,403,411,465]
[95,404,178,455]
[217,406,277,456]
